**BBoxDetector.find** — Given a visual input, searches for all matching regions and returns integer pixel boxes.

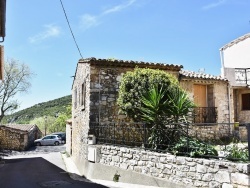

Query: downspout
[227,83,231,124]
[221,48,232,131]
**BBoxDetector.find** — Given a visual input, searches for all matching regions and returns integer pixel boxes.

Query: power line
[59,0,83,59]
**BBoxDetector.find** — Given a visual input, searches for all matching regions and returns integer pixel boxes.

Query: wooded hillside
[3,95,72,124]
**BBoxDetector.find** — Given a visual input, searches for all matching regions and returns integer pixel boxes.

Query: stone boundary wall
[97,145,250,188]
[189,124,248,142]
[0,128,26,150]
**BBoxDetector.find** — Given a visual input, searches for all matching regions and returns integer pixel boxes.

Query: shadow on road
[0,157,108,188]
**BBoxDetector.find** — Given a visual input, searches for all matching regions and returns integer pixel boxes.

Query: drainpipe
[221,49,232,131]
[227,83,231,124]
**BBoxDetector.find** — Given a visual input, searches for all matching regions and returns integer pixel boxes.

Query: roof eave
[78,57,183,71]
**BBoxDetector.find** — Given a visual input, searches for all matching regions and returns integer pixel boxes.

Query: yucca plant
[139,85,195,150]
[165,87,195,143]
[140,85,167,124]
[166,87,195,123]
[140,85,169,149]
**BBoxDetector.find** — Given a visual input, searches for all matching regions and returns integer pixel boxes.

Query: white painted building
[220,33,250,123]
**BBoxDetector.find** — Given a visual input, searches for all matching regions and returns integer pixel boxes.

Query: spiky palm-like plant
[166,87,195,123]
[166,87,195,144]
[140,85,168,149]
[140,85,195,149]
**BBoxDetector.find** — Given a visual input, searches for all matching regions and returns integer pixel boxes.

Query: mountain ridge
[4,95,72,124]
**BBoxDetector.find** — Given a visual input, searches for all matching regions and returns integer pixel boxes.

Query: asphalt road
[0,145,108,188]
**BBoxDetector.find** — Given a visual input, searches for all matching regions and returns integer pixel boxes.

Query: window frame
[81,81,86,110]
[74,88,77,109]
[242,93,250,110]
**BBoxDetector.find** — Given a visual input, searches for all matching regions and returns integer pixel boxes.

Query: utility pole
[44,116,47,136]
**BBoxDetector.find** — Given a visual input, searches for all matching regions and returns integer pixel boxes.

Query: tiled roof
[0,124,36,132]
[79,57,183,71]
[180,70,227,81]
[220,33,250,50]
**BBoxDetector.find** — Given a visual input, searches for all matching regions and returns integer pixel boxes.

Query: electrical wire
[59,0,83,59]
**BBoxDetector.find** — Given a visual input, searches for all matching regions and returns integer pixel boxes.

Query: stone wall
[214,82,231,124]
[71,62,91,161]
[66,122,72,155]
[0,128,27,150]
[27,126,42,149]
[98,145,250,188]
[189,124,230,142]
[88,67,131,123]
[0,126,41,151]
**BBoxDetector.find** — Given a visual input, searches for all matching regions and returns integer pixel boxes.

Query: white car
[34,135,62,146]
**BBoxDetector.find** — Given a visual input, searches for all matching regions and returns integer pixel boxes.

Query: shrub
[117,67,179,121]
[223,143,249,162]
[118,68,195,149]
[172,137,218,157]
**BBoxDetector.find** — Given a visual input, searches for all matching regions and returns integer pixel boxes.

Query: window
[74,88,77,109]
[81,82,86,107]
[242,93,250,110]
[193,84,207,107]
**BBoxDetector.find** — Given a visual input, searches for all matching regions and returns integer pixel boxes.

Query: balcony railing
[193,107,217,123]
[235,68,250,86]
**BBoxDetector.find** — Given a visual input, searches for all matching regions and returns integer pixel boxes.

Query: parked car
[34,135,62,146]
[51,132,66,143]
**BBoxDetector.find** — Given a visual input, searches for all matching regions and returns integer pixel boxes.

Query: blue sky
[4,0,250,110]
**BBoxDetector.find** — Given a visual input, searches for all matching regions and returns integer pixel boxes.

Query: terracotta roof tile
[220,33,250,50]
[180,70,227,81]
[78,57,183,71]
[0,124,36,132]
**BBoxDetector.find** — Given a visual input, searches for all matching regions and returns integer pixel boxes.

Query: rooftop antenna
[198,68,205,74]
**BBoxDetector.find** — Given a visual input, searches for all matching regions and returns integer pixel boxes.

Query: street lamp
[44,116,47,136]
[55,112,59,132]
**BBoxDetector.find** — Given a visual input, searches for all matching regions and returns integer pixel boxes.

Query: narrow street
[0,145,107,188]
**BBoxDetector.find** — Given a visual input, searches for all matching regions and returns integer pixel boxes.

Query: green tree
[117,67,178,121]
[118,68,195,149]
[30,116,56,136]
[0,59,34,122]
[49,105,71,133]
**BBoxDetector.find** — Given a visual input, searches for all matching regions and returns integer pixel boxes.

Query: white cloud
[202,0,228,10]
[29,24,61,43]
[79,14,100,30]
[103,0,136,15]
[79,0,137,30]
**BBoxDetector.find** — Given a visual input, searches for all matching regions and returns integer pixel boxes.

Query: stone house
[220,33,250,124]
[71,58,182,162]
[70,57,231,172]
[0,124,42,150]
